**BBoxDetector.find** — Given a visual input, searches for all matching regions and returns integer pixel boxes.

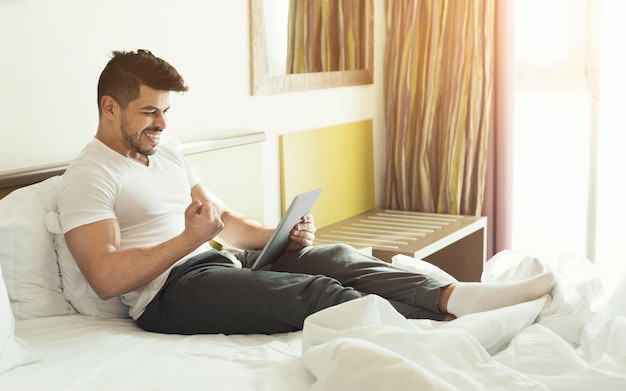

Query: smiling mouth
[143,130,161,145]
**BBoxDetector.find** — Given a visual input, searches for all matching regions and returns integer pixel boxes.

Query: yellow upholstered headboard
[279,120,375,228]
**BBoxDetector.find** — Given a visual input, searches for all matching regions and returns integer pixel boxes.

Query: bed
[1,128,626,390]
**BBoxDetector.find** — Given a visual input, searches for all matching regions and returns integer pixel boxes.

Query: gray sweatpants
[137,244,448,335]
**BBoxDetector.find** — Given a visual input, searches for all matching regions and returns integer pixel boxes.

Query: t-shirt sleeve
[185,157,200,189]
[58,163,117,234]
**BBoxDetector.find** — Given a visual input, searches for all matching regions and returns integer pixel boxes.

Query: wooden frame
[249,0,374,95]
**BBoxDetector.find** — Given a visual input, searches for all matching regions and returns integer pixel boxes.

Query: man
[58,50,556,335]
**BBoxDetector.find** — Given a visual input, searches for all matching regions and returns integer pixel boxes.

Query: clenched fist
[184,199,224,244]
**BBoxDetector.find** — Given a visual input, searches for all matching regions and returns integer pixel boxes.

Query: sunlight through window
[512,0,626,272]
[515,0,568,63]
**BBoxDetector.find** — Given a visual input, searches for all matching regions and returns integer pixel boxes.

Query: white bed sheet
[2,316,313,390]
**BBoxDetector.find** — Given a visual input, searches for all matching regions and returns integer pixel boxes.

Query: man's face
[118,85,170,157]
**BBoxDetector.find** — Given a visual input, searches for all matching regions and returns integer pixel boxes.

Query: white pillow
[0,176,74,319]
[0,265,28,374]
[43,210,129,319]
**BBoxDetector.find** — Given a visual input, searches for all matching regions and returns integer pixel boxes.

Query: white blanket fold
[302,250,626,390]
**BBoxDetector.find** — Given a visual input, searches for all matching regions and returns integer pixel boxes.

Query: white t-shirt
[58,138,212,319]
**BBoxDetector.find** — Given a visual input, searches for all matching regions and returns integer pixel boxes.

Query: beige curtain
[286,0,365,74]
[383,0,494,216]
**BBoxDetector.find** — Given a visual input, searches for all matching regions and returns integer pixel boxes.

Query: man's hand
[184,199,224,245]
[286,213,316,251]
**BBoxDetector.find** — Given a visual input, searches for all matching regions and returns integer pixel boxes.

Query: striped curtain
[383,0,494,215]
[286,0,365,74]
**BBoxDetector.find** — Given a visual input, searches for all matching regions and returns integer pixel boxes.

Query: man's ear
[100,96,118,120]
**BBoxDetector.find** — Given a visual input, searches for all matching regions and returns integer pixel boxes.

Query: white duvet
[301,250,626,390]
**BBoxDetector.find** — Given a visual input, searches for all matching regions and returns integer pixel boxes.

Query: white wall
[0,0,386,224]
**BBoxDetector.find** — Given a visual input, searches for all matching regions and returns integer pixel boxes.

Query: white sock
[446,272,556,317]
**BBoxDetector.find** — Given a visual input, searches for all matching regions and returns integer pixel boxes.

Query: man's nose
[154,112,167,130]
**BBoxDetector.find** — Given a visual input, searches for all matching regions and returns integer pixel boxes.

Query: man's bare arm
[64,199,224,300]
[190,183,274,250]
[67,183,319,301]
[190,184,316,251]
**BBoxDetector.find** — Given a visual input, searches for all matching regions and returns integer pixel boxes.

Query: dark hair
[97,49,188,117]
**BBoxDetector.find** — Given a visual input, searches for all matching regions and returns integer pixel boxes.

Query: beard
[120,114,158,156]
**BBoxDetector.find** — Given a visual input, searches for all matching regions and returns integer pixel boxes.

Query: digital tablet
[251,188,322,270]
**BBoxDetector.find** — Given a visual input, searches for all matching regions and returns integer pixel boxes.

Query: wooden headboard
[0,163,67,199]
[279,120,375,229]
